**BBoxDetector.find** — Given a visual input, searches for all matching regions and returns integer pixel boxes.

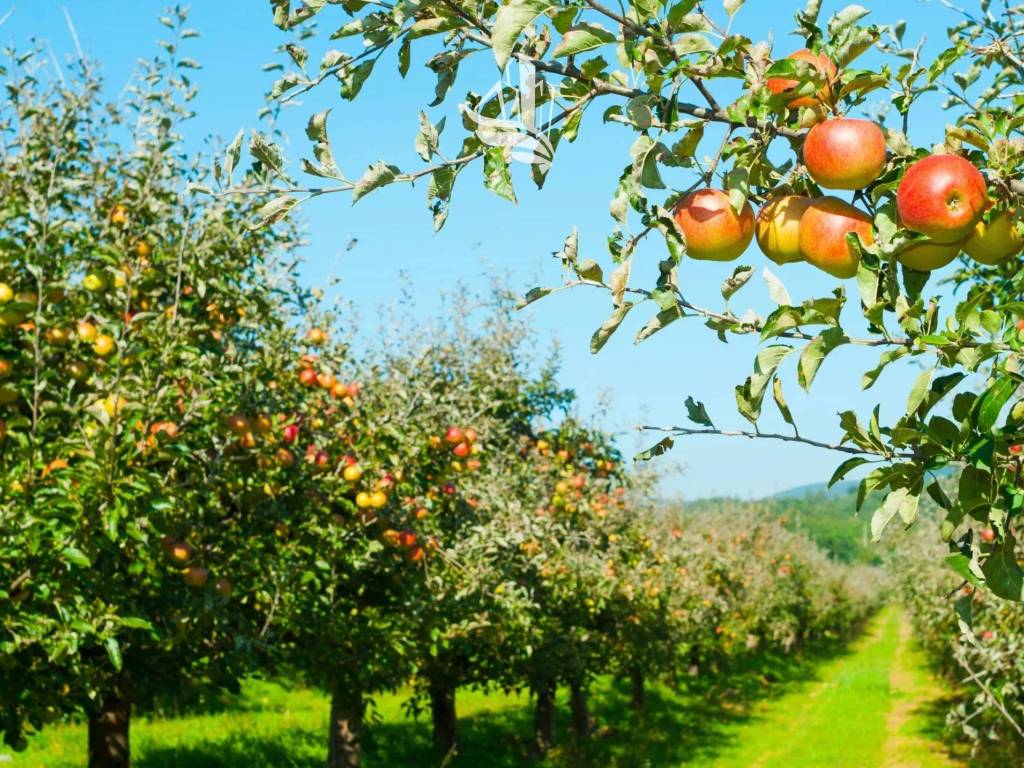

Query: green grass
[8,608,961,768]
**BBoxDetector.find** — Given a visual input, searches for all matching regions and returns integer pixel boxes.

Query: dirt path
[702,606,964,768]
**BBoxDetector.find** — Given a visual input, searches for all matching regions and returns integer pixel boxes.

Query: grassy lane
[702,606,962,768]
[9,608,961,768]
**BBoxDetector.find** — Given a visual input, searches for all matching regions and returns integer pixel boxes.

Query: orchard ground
[8,607,963,768]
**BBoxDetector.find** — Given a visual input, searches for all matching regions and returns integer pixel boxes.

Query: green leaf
[105,637,123,672]
[352,161,400,204]
[62,547,91,568]
[635,435,674,461]
[483,146,517,203]
[862,347,908,390]
[723,0,745,16]
[721,265,754,301]
[797,327,847,391]
[684,396,714,427]
[591,301,634,353]
[981,533,1024,600]
[635,307,682,343]
[493,0,554,70]
[516,287,554,309]
[552,23,615,58]
[828,456,869,488]
[224,129,244,182]
[976,375,1018,433]
[253,195,297,228]
[906,366,934,416]
[870,487,918,542]
[772,377,796,430]
[415,112,444,162]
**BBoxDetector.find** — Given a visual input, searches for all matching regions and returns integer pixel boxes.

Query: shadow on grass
[133,634,860,768]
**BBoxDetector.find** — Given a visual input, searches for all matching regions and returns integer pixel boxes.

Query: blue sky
[5,1,969,498]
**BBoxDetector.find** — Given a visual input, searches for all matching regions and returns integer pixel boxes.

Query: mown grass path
[9,607,962,768]
[699,606,962,768]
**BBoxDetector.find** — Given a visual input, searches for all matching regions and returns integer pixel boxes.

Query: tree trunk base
[532,681,556,755]
[327,683,364,768]
[88,690,130,768]
[630,670,645,711]
[569,681,590,741]
[429,679,458,757]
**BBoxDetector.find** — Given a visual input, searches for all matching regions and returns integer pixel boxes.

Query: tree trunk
[532,681,556,754]
[88,689,130,768]
[630,669,645,711]
[429,678,458,756]
[327,682,364,768]
[569,681,590,741]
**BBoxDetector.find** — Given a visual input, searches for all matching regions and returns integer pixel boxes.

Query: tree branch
[637,424,897,458]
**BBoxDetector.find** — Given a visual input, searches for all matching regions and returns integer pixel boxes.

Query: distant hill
[772,479,859,500]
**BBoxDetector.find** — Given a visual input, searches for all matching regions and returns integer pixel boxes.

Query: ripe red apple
[895,239,962,272]
[282,424,299,445]
[406,546,425,563]
[452,442,470,458]
[299,368,317,387]
[398,530,417,548]
[183,567,209,588]
[672,189,755,262]
[445,426,465,445]
[464,428,478,443]
[755,195,812,265]
[897,154,987,242]
[798,197,874,278]
[443,483,456,496]
[346,382,361,397]
[980,527,996,543]
[964,209,1024,265]
[765,49,838,108]
[803,118,886,190]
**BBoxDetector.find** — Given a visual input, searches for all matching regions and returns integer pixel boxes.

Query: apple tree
[247,0,1024,605]
[0,18,307,767]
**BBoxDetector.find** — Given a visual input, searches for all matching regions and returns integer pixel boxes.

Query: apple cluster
[671,50,1023,278]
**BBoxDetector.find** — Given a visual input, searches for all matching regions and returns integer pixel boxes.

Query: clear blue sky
[5,1,967,499]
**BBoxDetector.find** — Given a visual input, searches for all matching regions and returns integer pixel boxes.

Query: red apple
[980,527,996,543]
[755,195,812,265]
[766,49,838,108]
[798,197,874,278]
[282,424,299,445]
[897,154,987,242]
[452,442,470,458]
[672,189,755,262]
[803,118,886,190]
[964,209,1024,265]
[183,567,209,588]
[299,368,317,387]
[215,577,233,596]
[445,426,465,445]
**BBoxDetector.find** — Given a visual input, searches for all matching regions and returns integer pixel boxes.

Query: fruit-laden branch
[637,424,905,459]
